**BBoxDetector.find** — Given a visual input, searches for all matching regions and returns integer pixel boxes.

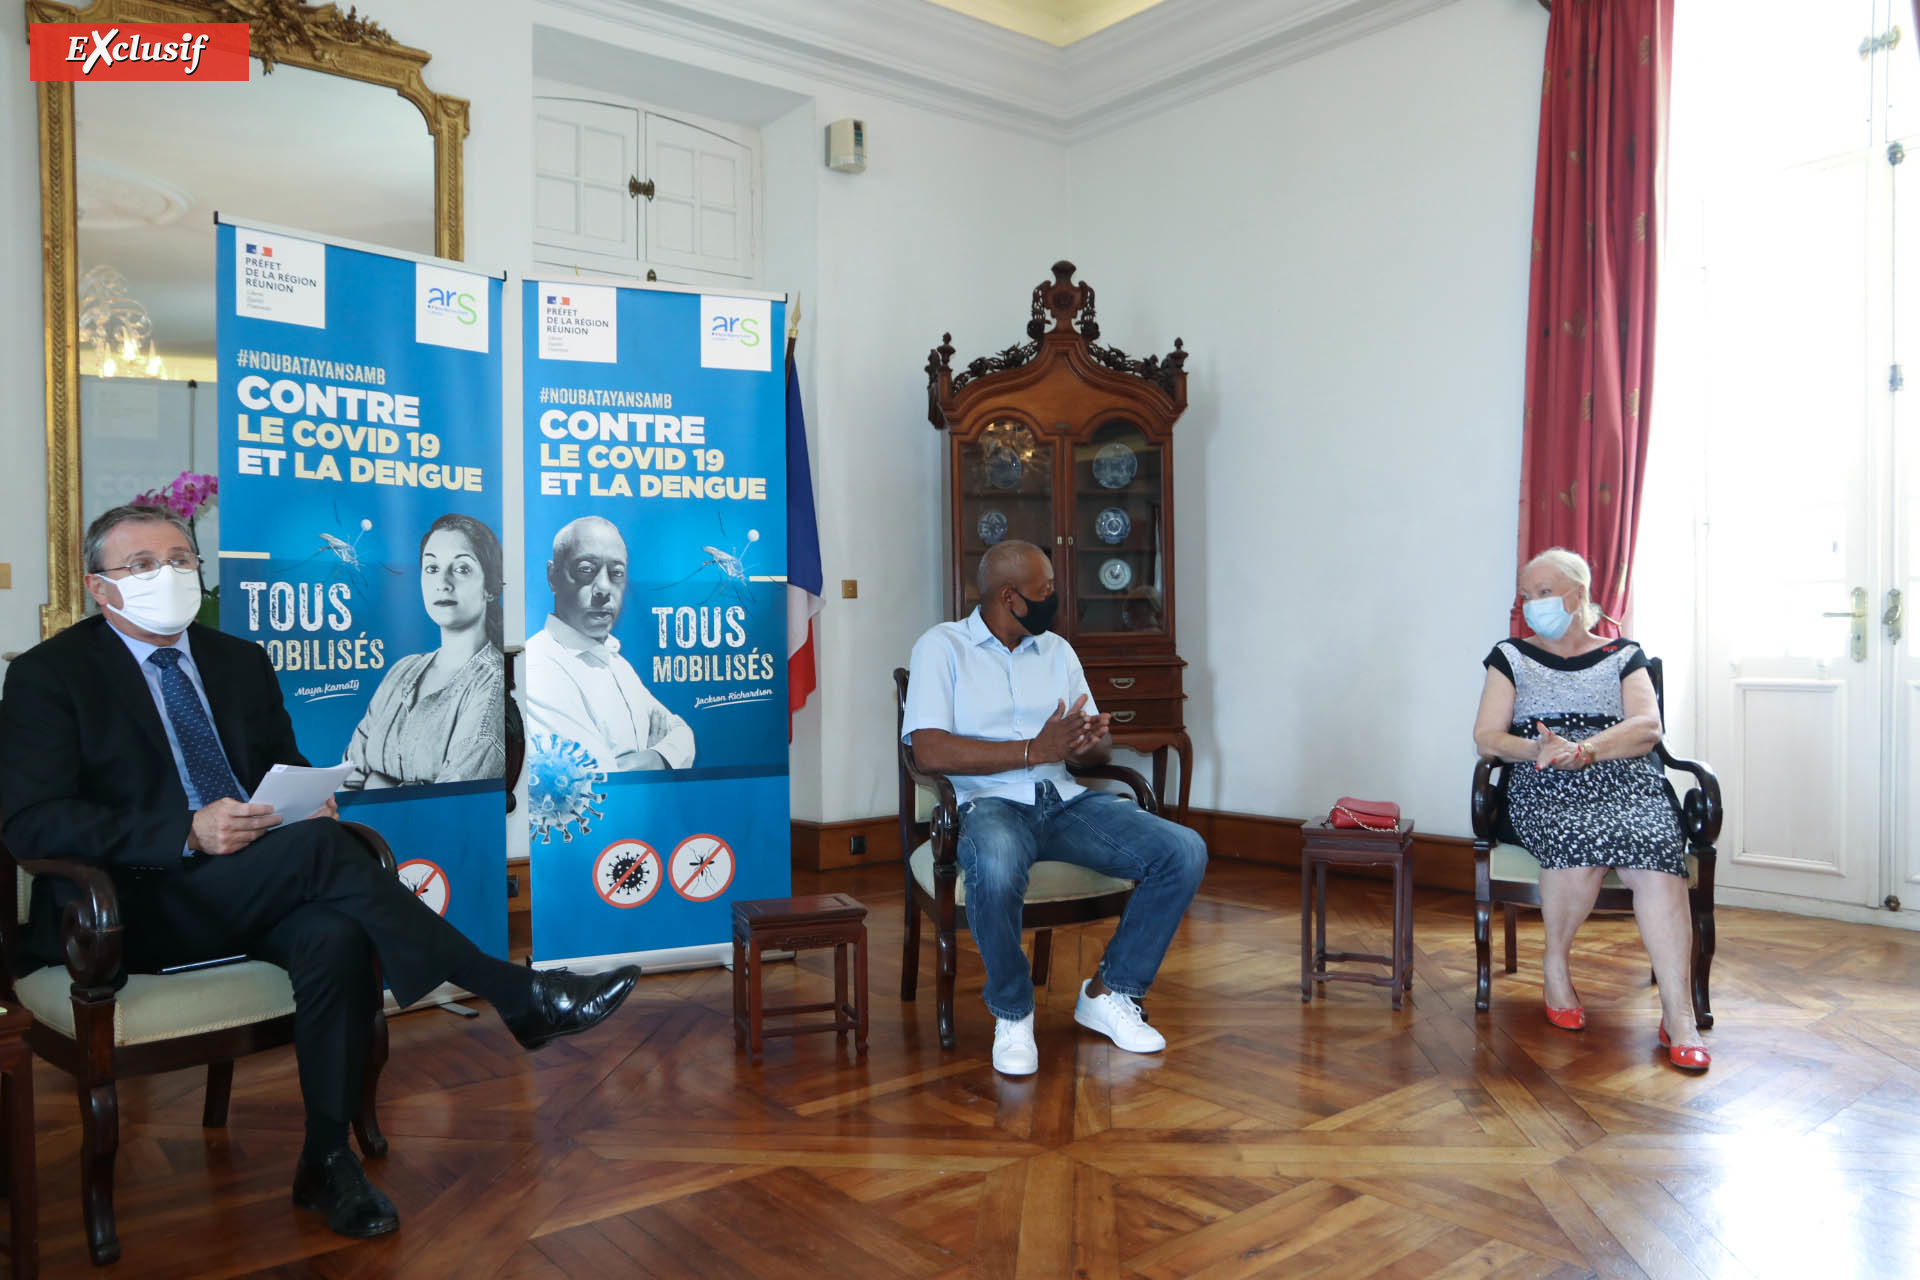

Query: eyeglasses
[100,553,201,580]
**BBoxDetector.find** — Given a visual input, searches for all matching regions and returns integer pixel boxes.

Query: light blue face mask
[1523,595,1575,640]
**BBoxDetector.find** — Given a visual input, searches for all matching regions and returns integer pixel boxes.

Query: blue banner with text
[522,280,789,963]
[216,219,507,962]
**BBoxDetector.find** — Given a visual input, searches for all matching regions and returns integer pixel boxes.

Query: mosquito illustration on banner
[299,502,403,596]
[657,515,761,608]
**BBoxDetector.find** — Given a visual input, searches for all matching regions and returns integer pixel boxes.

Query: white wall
[0,0,1549,841]
[1068,0,1547,832]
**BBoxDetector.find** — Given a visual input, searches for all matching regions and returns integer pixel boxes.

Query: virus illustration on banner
[526,734,606,844]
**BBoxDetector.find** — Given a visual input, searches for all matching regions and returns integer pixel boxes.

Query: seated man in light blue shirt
[901,540,1207,1076]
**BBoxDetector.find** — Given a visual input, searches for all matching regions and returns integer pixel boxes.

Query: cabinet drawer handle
[1108,677,1135,690]
[1111,710,1137,723]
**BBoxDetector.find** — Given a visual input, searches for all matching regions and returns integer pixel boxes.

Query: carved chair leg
[78,1080,121,1266]
[355,1008,390,1160]
[1030,929,1052,988]
[1473,900,1492,1012]
[901,897,921,1001]
[935,930,957,1051]
[202,1061,233,1128]
[1502,903,1518,973]
[1693,908,1715,1030]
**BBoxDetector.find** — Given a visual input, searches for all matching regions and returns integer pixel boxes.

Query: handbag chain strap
[1334,804,1399,832]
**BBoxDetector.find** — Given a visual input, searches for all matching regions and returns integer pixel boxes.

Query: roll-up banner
[522,280,790,968]
[215,217,508,961]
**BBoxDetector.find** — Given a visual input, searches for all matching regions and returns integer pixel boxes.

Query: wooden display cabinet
[925,261,1193,821]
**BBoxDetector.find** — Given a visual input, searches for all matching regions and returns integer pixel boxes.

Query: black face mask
[1010,589,1059,636]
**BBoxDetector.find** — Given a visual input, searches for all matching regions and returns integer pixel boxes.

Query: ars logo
[699,295,773,371]
[415,263,489,353]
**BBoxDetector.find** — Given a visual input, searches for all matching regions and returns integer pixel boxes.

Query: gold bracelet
[1580,741,1596,766]
[1023,738,1032,768]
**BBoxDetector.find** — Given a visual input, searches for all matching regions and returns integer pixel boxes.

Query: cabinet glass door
[1072,420,1165,635]
[958,420,1054,615]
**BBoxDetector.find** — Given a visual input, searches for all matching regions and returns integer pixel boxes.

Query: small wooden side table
[0,1002,37,1279]
[732,894,869,1065]
[1301,819,1416,1010]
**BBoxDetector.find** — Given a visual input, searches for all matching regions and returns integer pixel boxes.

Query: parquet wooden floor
[10,859,1920,1279]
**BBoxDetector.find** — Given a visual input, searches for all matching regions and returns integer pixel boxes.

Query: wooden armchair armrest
[1067,762,1160,815]
[1654,746,1723,846]
[1470,756,1507,844]
[900,747,961,865]
[14,855,123,989]
[338,820,399,872]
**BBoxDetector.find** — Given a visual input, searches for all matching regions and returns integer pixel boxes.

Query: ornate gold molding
[27,0,469,638]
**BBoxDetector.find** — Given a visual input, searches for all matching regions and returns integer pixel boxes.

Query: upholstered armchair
[0,822,394,1266]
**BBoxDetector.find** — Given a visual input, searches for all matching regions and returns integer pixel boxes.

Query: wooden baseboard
[791,807,1476,892]
[791,815,906,873]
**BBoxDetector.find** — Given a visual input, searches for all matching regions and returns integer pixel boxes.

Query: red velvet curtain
[1515,0,1674,636]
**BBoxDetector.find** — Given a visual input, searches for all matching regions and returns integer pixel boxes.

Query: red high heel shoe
[1658,1023,1710,1072]
[1544,1003,1587,1031]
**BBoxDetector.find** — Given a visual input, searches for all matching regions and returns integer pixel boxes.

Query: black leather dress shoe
[504,965,641,1051]
[291,1147,399,1238]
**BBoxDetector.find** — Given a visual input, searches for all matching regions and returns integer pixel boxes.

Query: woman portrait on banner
[1470,547,1709,1073]
[342,512,506,789]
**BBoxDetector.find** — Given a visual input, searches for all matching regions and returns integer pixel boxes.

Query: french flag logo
[247,243,273,258]
[546,294,570,306]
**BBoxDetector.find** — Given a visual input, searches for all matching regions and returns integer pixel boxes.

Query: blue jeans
[956,782,1208,1021]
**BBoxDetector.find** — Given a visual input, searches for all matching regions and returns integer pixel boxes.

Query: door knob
[1822,586,1868,662]
[1887,588,1905,645]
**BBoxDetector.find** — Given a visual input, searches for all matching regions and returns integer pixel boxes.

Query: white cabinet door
[533,97,639,259]
[643,112,752,278]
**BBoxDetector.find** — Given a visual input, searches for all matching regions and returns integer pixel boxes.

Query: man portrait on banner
[524,514,696,773]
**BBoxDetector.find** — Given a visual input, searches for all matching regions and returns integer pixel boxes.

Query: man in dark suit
[0,505,641,1240]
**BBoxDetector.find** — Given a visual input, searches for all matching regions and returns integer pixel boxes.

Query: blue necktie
[148,647,246,805]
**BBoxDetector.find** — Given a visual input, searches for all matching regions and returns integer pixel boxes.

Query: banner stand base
[388,981,473,1016]
[533,941,735,975]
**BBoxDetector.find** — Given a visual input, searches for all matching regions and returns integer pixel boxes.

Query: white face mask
[104,566,204,636]
[1523,595,1575,640]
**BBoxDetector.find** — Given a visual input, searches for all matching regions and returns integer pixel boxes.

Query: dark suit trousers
[116,818,477,1125]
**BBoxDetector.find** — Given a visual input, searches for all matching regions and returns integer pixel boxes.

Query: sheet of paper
[249,763,352,828]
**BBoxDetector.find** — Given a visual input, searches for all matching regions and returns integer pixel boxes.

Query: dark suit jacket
[0,615,307,972]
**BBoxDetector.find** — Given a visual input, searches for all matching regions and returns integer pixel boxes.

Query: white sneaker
[992,1012,1038,1075]
[1074,980,1166,1054]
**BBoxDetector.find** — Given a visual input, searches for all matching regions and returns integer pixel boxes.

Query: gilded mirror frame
[28,0,469,638]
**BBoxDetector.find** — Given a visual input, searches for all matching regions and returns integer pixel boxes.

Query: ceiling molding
[537,0,1468,142]
[1060,0,1460,134]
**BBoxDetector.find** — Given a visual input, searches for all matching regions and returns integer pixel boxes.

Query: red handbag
[1329,797,1401,831]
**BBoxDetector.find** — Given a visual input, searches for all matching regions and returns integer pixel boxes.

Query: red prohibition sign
[396,859,450,916]
[593,840,662,909]
[670,833,736,902]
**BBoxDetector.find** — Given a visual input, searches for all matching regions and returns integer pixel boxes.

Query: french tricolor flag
[247,244,272,258]
[785,330,823,739]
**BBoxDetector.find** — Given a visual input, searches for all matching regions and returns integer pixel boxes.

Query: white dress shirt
[523,614,695,773]
[900,608,1097,806]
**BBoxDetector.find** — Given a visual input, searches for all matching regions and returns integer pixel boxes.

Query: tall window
[1646,1,1920,911]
